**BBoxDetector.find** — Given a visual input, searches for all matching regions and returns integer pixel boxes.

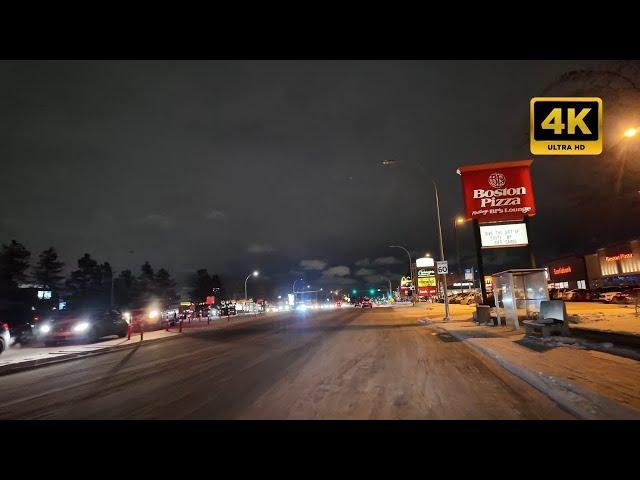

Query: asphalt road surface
[0,307,573,419]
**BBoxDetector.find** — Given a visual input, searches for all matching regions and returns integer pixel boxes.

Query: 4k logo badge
[530,97,603,155]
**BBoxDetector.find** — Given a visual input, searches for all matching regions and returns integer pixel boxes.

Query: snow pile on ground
[559,303,640,335]
[531,334,640,362]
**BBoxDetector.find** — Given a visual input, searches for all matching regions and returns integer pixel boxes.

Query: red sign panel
[457,160,536,223]
[206,296,215,305]
[418,287,436,296]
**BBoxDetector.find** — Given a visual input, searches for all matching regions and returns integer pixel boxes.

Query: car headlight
[72,321,90,333]
[148,310,159,319]
[39,324,51,334]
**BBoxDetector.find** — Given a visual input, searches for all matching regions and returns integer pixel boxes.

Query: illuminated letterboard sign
[479,222,529,249]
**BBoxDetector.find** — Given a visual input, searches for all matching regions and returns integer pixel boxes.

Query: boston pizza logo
[487,172,506,188]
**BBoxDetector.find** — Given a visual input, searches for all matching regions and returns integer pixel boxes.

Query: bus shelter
[492,269,549,329]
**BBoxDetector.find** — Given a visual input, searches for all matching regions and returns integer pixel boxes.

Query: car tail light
[2,323,8,330]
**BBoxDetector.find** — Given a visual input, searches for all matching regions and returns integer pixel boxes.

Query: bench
[523,300,571,337]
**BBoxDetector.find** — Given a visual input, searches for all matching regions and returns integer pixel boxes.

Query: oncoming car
[37,308,128,346]
[360,297,373,308]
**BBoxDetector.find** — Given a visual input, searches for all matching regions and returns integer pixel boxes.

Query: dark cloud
[354,267,375,276]
[299,259,327,271]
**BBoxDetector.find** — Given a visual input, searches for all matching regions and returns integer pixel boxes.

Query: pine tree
[33,247,65,290]
[0,240,31,292]
[66,254,105,306]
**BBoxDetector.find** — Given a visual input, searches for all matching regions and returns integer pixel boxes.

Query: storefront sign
[417,268,434,277]
[479,222,529,248]
[416,257,435,268]
[400,276,413,287]
[457,160,536,223]
[418,277,436,287]
[553,266,572,275]
[605,253,633,262]
[418,286,436,296]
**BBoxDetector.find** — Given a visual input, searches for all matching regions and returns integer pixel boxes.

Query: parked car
[0,322,10,355]
[563,289,592,302]
[460,292,480,305]
[549,288,568,300]
[448,293,465,304]
[37,308,128,346]
[360,297,373,308]
[611,288,640,304]
[594,287,623,303]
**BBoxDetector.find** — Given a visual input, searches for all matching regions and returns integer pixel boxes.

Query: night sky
[1,60,639,296]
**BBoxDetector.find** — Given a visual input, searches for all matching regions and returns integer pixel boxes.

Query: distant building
[544,238,640,290]
[546,255,588,290]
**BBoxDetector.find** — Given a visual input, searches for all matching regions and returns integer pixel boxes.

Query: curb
[431,323,640,420]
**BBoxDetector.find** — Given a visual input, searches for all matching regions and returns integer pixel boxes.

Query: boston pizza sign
[456,160,536,223]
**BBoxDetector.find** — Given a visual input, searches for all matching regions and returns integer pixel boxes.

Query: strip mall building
[546,239,640,290]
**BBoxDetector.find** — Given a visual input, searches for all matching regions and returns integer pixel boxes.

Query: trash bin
[475,305,491,325]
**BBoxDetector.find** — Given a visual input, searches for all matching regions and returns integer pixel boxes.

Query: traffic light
[369,288,375,295]
[352,289,357,294]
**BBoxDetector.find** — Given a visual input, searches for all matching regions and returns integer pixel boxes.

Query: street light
[244,270,259,301]
[389,245,415,305]
[383,159,450,320]
[615,126,640,194]
[384,277,392,298]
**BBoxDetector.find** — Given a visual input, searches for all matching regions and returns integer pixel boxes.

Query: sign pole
[524,215,536,268]
[473,219,488,305]
[434,181,450,322]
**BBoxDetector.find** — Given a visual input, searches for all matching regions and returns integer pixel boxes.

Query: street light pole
[292,278,303,303]
[245,270,259,301]
[389,245,414,305]
[434,181,450,322]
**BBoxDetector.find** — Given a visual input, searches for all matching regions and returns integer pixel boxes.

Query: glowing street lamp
[623,127,638,138]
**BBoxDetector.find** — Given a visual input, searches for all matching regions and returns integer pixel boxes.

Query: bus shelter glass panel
[492,270,549,329]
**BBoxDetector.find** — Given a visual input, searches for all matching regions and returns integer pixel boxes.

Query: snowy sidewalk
[418,304,640,419]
